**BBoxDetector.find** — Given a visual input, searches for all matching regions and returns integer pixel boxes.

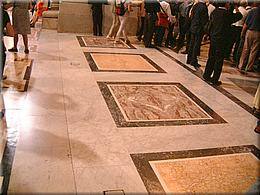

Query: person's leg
[238,31,251,70]
[98,11,103,36]
[22,34,29,53]
[92,12,98,36]
[121,14,129,42]
[245,31,260,71]
[144,14,156,47]
[107,14,119,38]
[115,16,125,41]
[9,34,19,52]
[187,32,195,64]
[236,36,245,67]
[203,40,216,81]
[137,17,145,41]
[165,24,173,47]
[233,26,242,63]
[1,43,6,80]
[211,42,225,84]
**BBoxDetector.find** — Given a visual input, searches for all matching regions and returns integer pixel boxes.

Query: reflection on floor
[77,36,135,49]
[2,54,33,92]
[229,78,259,96]
[131,145,260,193]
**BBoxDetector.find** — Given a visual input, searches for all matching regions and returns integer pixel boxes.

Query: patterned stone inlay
[77,36,134,49]
[150,153,259,193]
[108,84,210,121]
[130,145,260,194]
[91,53,158,72]
[98,82,226,127]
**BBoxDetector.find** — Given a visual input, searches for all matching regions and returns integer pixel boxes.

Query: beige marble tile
[91,53,158,72]
[75,165,147,194]
[150,153,259,193]
[108,84,210,121]
[9,146,76,194]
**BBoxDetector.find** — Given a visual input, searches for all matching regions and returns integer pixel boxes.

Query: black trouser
[224,26,236,59]
[154,26,166,46]
[92,10,103,36]
[143,13,157,47]
[176,16,187,49]
[203,39,224,84]
[187,32,203,66]
[232,26,243,63]
[165,23,176,47]
[1,42,6,80]
[137,17,145,40]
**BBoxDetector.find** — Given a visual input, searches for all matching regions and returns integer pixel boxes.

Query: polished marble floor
[0,22,259,194]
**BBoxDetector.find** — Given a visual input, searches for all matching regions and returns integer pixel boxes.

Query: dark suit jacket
[189,2,208,34]
[209,7,242,42]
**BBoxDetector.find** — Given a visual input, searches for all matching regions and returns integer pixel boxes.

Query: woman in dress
[8,0,31,54]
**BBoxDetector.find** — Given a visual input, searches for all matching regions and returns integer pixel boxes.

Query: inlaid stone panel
[77,36,135,49]
[131,145,260,194]
[98,82,226,127]
[85,53,166,73]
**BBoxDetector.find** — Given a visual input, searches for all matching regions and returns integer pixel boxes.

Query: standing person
[203,2,242,86]
[30,0,48,27]
[89,0,104,36]
[165,0,178,48]
[186,0,208,69]
[136,0,146,41]
[236,2,252,66]
[143,0,160,48]
[227,0,247,64]
[154,0,173,47]
[253,84,260,134]
[114,0,132,44]
[8,0,31,54]
[1,5,14,80]
[238,3,260,73]
[107,0,120,39]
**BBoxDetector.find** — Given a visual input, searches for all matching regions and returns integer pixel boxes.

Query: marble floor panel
[77,36,135,49]
[2,54,33,92]
[98,82,226,127]
[156,46,260,117]
[85,52,166,73]
[228,77,259,96]
[131,145,260,194]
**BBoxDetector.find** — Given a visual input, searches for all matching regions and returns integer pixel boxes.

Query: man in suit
[143,0,160,47]
[186,0,208,69]
[89,0,106,36]
[203,2,242,86]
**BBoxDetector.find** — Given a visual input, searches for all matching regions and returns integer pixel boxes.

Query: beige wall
[58,1,139,35]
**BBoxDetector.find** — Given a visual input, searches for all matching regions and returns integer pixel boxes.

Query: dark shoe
[8,48,18,52]
[211,81,222,86]
[254,125,260,134]
[203,75,212,83]
[181,50,188,54]
[24,49,29,54]
[2,75,7,80]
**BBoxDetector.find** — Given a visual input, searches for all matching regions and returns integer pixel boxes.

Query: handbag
[6,23,15,37]
[156,4,169,28]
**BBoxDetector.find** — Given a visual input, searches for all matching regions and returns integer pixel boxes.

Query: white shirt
[233,6,247,27]
[207,3,215,17]
[159,1,175,23]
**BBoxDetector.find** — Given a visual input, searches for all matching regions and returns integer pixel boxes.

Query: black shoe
[8,48,18,52]
[24,49,29,54]
[211,81,222,86]
[181,50,188,54]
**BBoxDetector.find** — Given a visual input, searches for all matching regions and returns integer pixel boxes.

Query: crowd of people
[90,0,259,83]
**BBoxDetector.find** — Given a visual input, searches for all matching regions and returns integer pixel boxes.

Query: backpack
[115,1,127,16]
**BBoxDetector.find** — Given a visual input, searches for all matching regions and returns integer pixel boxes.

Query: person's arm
[241,23,248,38]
